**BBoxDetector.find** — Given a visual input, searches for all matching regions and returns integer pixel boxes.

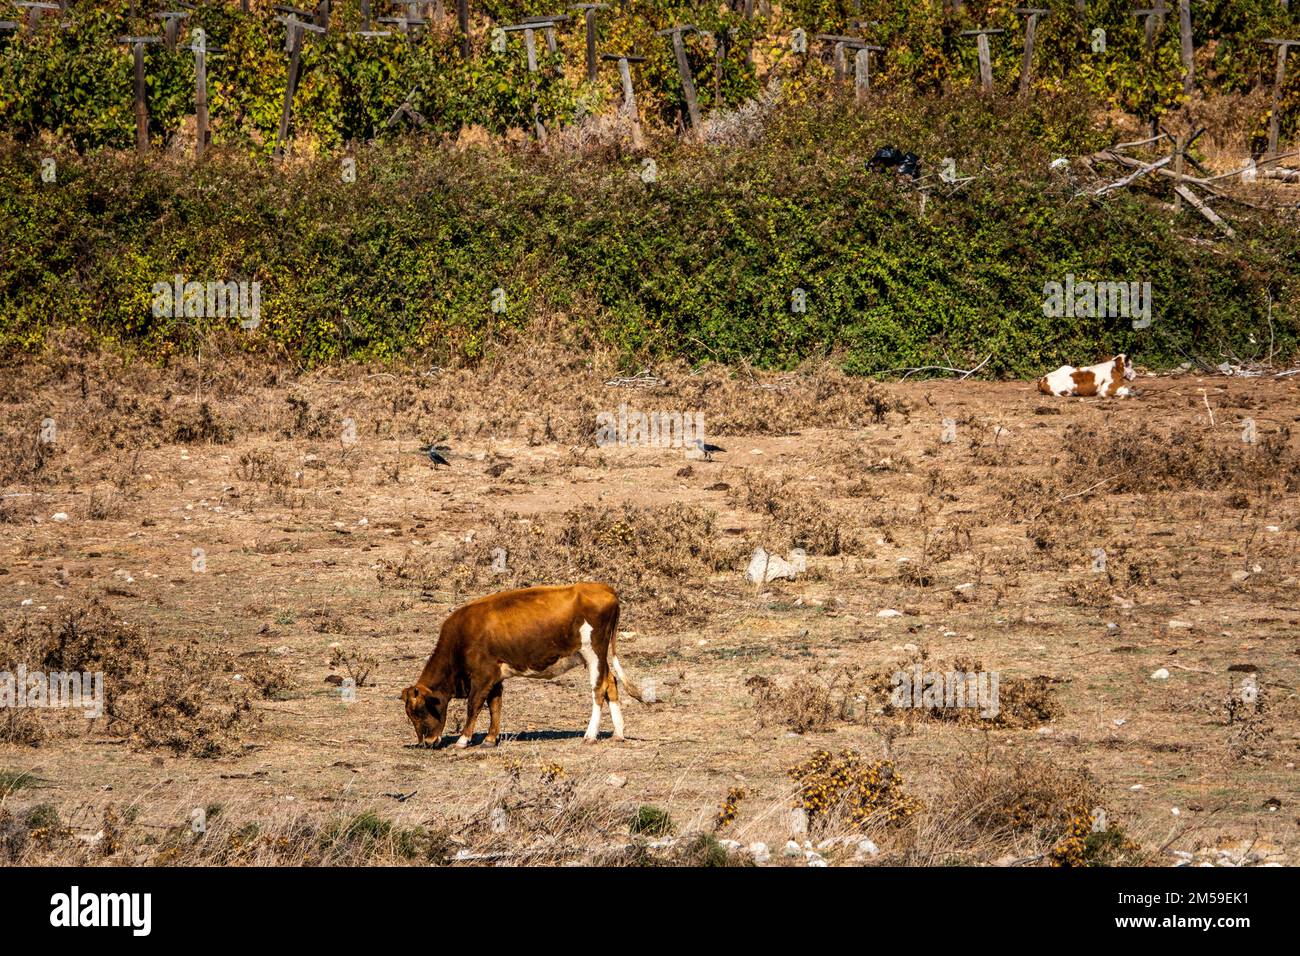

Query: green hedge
[3,91,1296,374]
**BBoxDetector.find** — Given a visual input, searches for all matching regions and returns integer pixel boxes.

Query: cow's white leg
[578,621,601,743]
[609,699,625,741]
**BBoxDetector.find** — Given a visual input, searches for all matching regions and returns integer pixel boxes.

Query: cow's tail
[606,603,647,704]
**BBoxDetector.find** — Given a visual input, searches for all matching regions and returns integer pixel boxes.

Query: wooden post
[572,4,607,83]
[1177,0,1194,95]
[851,44,883,101]
[1172,132,1186,211]
[273,16,325,159]
[713,30,725,105]
[117,36,160,155]
[133,40,148,153]
[657,25,701,130]
[960,29,1005,94]
[456,0,469,57]
[153,12,190,52]
[1133,2,1167,50]
[15,2,60,34]
[1015,9,1050,95]
[1262,39,1300,158]
[524,27,546,142]
[193,30,211,159]
[361,0,370,30]
[602,53,646,150]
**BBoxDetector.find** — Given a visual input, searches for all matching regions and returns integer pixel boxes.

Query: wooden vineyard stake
[502,19,567,143]
[191,28,225,160]
[273,14,327,159]
[656,24,701,130]
[1177,0,1194,95]
[1015,8,1050,95]
[1261,39,1300,158]
[456,0,469,57]
[15,2,60,34]
[522,14,571,60]
[852,43,884,101]
[960,28,1005,94]
[117,35,161,154]
[572,3,607,82]
[153,11,191,52]
[1133,1,1167,51]
[601,52,646,150]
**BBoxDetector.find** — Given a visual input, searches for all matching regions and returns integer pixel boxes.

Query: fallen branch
[884,353,993,381]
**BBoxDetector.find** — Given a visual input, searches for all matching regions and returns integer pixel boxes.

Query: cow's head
[401,683,448,746]
[1114,354,1136,382]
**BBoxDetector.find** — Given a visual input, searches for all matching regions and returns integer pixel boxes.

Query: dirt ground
[1,352,1297,865]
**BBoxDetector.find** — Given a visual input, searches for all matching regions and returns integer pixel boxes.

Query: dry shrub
[328,644,378,688]
[869,652,1060,729]
[907,746,1126,866]
[1222,672,1273,761]
[788,749,922,833]
[745,668,860,733]
[1063,422,1300,494]
[0,601,262,757]
[727,471,867,555]
[382,502,743,621]
[937,746,1143,867]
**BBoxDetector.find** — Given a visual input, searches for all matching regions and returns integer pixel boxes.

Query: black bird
[691,439,726,462]
[415,444,451,467]
[867,145,904,171]
[896,152,921,179]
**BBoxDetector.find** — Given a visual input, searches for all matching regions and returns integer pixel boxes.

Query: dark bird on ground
[415,444,452,467]
[692,439,726,462]
[867,146,904,171]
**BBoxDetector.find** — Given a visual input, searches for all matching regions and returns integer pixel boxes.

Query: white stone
[1150,668,1170,680]
[877,609,902,618]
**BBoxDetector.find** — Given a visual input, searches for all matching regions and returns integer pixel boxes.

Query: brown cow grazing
[400,583,643,749]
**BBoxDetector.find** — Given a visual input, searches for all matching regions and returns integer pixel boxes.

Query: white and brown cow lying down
[1037,354,1136,398]
[401,583,643,749]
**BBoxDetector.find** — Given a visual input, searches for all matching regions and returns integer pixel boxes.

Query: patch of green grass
[0,770,39,796]
[630,805,674,837]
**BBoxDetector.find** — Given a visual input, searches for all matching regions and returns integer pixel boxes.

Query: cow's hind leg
[603,667,624,742]
[578,620,603,744]
[484,682,504,747]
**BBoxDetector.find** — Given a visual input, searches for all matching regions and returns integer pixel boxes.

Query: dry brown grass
[0,349,1296,867]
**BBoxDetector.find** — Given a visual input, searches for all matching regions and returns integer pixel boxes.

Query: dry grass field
[1,342,1296,866]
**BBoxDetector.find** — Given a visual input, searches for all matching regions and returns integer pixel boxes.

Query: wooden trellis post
[153,11,190,52]
[274,6,314,50]
[850,42,883,101]
[15,2,59,34]
[117,36,160,154]
[960,28,1004,94]
[456,0,469,57]
[522,14,570,58]
[572,3,607,82]
[1015,8,1050,95]
[815,34,848,82]
[503,19,566,143]
[1262,38,1300,158]
[273,14,327,159]
[1133,1,1167,50]
[191,29,224,159]
[1177,0,1194,95]
[601,52,646,150]
[656,24,701,131]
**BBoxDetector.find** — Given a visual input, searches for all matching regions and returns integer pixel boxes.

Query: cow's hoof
[582,735,598,746]
[454,737,470,750]
[483,738,498,748]
[612,734,626,743]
